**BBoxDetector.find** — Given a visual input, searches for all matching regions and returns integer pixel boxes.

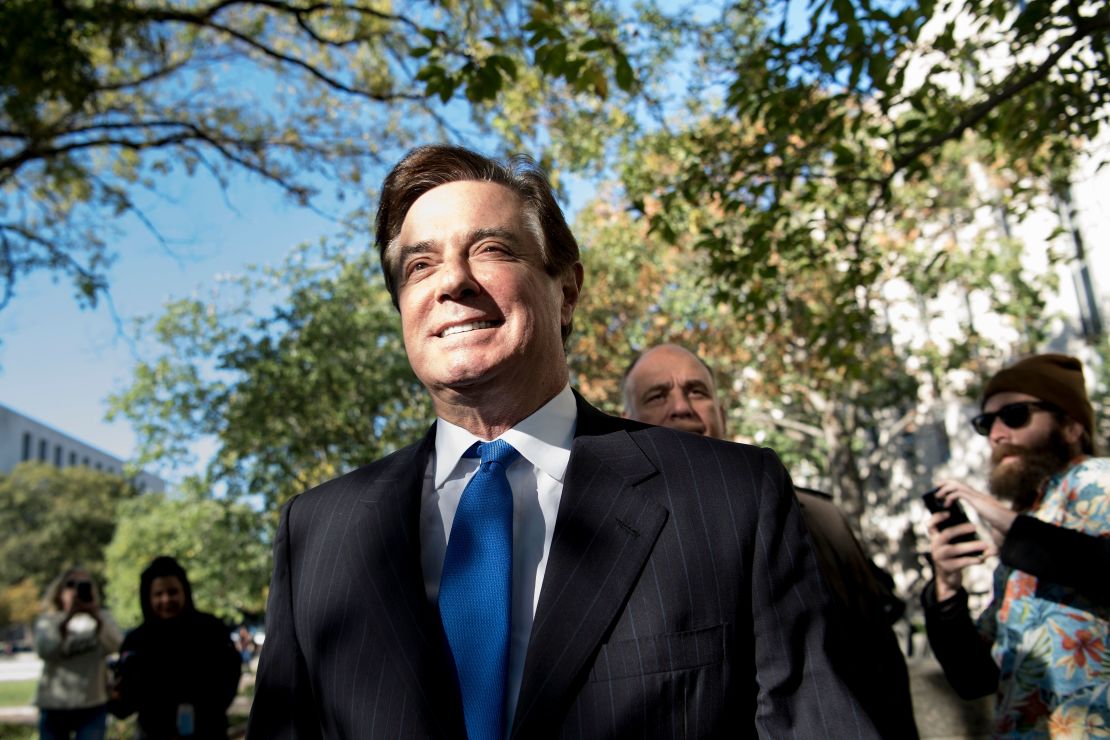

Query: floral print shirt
[980,457,1110,738]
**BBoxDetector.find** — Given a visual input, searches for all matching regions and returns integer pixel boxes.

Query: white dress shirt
[419,383,577,730]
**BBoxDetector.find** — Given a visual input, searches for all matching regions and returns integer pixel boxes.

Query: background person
[33,566,123,740]
[249,145,876,738]
[236,625,255,668]
[113,556,241,739]
[622,342,919,739]
[924,353,1110,735]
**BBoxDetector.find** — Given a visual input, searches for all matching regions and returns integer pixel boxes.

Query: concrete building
[0,402,165,493]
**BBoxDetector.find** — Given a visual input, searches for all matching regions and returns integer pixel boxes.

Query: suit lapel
[350,428,466,738]
[511,395,667,738]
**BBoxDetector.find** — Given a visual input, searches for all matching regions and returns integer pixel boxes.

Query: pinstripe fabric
[248,393,877,739]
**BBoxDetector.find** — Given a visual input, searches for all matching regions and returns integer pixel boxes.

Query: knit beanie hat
[982,354,1094,438]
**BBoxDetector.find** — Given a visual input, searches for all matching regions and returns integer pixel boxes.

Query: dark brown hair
[375,145,580,338]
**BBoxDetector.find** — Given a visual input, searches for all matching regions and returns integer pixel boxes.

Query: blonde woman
[33,566,122,740]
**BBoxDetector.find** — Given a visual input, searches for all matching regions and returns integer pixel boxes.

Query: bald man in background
[623,343,919,739]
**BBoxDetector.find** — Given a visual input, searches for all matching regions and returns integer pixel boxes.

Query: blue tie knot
[480,439,521,468]
[469,439,521,471]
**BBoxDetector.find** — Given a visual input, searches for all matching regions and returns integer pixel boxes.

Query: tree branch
[890,16,1110,174]
[122,3,427,102]
[742,410,825,439]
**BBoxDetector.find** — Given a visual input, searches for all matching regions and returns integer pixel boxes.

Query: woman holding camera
[112,556,241,739]
[33,566,123,740]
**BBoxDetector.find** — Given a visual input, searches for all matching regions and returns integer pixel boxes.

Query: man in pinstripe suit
[623,343,918,739]
[248,145,877,738]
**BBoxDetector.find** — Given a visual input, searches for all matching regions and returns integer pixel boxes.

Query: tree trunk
[823,404,867,533]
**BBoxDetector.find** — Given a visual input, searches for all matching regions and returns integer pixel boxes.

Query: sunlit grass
[0,680,34,708]
[0,726,34,740]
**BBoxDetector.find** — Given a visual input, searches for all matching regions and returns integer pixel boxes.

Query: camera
[76,581,94,604]
[921,487,979,544]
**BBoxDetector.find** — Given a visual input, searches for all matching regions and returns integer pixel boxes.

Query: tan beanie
[982,354,1094,438]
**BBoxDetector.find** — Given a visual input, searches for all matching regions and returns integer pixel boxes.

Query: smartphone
[76,581,94,603]
[922,487,979,544]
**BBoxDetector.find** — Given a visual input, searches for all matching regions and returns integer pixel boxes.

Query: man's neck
[431,380,568,440]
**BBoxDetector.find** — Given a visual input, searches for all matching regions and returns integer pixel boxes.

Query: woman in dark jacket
[114,557,241,738]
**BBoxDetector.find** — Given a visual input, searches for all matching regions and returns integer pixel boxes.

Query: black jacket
[117,610,241,739]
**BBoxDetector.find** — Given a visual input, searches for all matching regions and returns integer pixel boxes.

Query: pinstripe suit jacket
[247,393,876,738]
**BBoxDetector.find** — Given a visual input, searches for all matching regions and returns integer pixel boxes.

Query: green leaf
[614,52,634,92]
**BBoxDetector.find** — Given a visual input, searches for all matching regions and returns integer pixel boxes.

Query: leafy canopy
[629,0,1107,319]
[0,0,636,310]
[0,462,137,592]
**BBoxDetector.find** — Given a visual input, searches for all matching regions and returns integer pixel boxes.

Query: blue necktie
[439,439,520,740]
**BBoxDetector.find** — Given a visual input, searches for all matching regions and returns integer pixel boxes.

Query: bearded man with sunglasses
[923,353,1110,736]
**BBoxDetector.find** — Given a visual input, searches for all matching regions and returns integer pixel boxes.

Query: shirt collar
[433,384,577,488]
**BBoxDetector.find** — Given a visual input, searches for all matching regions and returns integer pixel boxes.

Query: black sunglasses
[971,401,1057,436]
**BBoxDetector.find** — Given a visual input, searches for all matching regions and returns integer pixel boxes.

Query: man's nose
[436,254,480,301]
[988,416,1010,445]
[669,391,695,417]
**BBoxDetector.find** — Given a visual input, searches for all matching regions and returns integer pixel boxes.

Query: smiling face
[392,180,581,420]
[624,345,726,439]
[149,575,187,621]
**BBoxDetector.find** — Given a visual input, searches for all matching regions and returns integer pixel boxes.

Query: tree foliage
[568,127,1061,598]
[3,0,1105,314]
[104,492,270,628]
[625,0,1106,321]
[0,578,40,629]
[108,241,431,511]
[0,0,636,310]
[0,462,137,591]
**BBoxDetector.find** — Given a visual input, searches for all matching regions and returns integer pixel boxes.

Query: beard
[988,426,1075,512]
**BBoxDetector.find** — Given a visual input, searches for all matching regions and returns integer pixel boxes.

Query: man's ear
[717,401,728,437]
[1062,418,1084,448]
[560,262,584,324]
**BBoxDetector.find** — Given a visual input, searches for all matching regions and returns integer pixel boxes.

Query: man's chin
[431,371,494,393]
[989,447,1070,512]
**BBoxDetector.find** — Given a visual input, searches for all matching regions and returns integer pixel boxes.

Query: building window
[54,445,63,467]
[39,439,48,461]
[69,451,77,466]
[22,433,32,461]
[82,457,89,467]
[95,462,102,471]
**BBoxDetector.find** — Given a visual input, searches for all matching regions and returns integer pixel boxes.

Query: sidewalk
[0,666,256,729]
[908,654,993,739]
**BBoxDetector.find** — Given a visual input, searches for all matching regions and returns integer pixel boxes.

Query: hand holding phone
[922,487,980,545]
